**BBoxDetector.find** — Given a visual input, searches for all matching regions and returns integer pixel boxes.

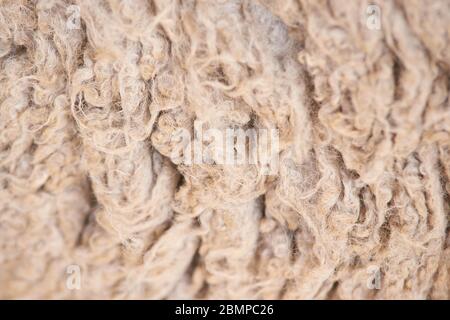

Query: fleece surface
[0,0,449,299]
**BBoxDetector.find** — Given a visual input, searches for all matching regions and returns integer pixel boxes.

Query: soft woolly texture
[0,0,449,299]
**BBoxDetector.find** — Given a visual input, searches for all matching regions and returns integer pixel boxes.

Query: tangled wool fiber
[0,0,449,299]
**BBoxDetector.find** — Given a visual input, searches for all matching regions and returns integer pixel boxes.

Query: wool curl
[0,0,449,299]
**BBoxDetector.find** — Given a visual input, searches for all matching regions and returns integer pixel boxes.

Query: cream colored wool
[0,0,449,299]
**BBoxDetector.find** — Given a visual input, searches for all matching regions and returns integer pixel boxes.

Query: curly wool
[0,0,449,299]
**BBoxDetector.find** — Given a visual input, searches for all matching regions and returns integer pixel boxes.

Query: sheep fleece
[0,0,449,299]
